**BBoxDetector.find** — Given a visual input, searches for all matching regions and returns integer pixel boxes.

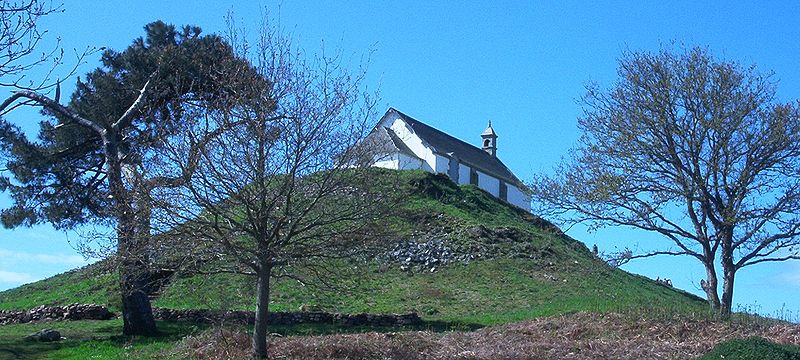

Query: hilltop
[0,169,705,324]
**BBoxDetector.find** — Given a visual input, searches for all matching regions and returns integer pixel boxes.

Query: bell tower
[481,121,497,157]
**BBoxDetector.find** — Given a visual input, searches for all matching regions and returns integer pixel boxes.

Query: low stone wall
[153,308,422,327]
[0,304,421,328]
[0,304,115,325]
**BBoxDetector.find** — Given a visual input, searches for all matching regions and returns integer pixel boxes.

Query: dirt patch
[175,312,800,359]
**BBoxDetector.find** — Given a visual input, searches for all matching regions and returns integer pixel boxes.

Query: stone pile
[0,304,115,325]
[380,225,541,273]
[153,308,421,327]
[381,239,460,272]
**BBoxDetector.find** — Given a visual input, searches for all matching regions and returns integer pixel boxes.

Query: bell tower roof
[480,120,497,157]
[481,120,497,137]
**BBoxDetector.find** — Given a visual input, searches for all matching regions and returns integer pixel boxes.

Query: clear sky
[2,0,800,317]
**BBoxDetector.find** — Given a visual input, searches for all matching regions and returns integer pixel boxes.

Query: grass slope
[0,264,118,311]
[0,170,705,324]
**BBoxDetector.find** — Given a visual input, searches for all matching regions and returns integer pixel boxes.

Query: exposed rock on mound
[380,225,558,272]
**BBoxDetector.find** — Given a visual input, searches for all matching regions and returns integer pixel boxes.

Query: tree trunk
[701,261,721,311]
[252,266,272,359]
[107,136,157,336]
[120,259,157,335]
[117,196,157,336]
[720,250,736,317]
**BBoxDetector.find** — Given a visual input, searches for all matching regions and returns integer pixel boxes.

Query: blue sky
[2,1,800,316]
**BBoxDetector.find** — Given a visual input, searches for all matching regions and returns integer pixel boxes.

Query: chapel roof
[383,108,527,190]
[481,121,497,137]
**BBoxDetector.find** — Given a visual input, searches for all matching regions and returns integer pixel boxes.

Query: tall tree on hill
[151,18,393,359]
[529,46,800,315]
[0,21,265,335]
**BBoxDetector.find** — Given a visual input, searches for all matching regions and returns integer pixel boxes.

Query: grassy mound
[0,263,118,311]
[0,170,705,324]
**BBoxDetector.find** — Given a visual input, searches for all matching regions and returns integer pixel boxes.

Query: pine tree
[0,21,266,335]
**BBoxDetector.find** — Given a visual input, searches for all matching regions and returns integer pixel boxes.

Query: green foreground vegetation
[0,170,731,358]
[0,320,198,360]
[699,337,800,360]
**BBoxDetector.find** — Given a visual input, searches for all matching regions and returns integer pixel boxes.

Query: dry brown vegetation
[174,312,800,359]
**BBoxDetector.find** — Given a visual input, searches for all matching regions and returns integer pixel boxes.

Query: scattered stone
[378,225,539,272]
[0,304,115,325]
[25,329,62,342]
[379,239,457,272]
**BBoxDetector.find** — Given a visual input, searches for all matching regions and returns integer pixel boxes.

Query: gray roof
[382,108,527,190]
[481,121,497,136]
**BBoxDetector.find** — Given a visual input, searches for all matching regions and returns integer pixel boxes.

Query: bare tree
[151,17,393,359]
[1,0,60,88]
[529,46,800,315]
[0,0,93,94]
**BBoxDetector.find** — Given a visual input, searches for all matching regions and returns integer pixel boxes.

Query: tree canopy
[0,20,264,230]
[0,20,265,336]
[530,46,800,314]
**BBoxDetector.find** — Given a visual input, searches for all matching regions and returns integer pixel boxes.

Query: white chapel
[366,108,531,211]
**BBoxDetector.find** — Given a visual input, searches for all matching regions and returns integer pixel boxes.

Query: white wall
[398,153,425,170]
[373,153,426,171]
[372,153,399,170]
[386,117,438,172]
[458,163,471,185]
[507,184,531,210]
[434,154,449,174]
[477,170,500,197]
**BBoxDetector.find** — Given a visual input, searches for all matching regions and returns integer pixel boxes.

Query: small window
[499,181,508,201]
[470,169,478,185]
[483,139,491,147]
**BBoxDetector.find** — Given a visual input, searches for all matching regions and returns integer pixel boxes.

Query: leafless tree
[150,17,394,359]
[0,0,91,94]
[530,46,800,315]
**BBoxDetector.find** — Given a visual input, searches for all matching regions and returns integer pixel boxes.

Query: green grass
[0,170,706,321]
[0,319,204,360]
[699,337,800,360]
[0,317,484,360]
[0,170,713,358]
[0,264,119,312]
[155,257,705,325]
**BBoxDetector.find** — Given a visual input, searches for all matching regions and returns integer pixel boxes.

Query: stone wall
[0,304,115,325]
[153,308,421,327]
[1,304,421,328]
